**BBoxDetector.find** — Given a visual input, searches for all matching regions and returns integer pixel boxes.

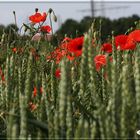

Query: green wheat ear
[18,63,29,139]
[18,53,33,139]
[120,52,130,138]
[59,58,71,139]
[90,121,96,139]
[66,90,73,139]
[19,92,28,139]
[50,61,57,107]
[87,28,97,103]
[134,44,140,129]
[24,52,33,102]
[74,116,84,139]
[5,55,10,111]
[7,108,15,139]
[79,34,89,100]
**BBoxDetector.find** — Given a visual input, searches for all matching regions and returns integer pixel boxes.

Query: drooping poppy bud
[35,8,39,13]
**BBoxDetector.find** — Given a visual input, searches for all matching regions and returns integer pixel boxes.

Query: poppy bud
[48,8,53,14]
[52,14,57,22]
[35,8,38,13]
[13,11,15,15]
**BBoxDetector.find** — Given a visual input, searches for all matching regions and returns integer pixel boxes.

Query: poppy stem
[13,11,17,27]
[49,13,53,36]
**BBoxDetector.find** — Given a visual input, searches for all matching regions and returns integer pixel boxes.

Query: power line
[90,0,94,17]
[78,1,129,18]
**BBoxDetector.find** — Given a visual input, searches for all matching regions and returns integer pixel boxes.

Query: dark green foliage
[56,14,140,42]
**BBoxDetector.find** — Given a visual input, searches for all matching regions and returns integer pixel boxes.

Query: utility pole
[91,0,94,18]
[101,0,105,17]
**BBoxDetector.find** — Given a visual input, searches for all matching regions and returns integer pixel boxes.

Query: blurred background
[0,1,140,42]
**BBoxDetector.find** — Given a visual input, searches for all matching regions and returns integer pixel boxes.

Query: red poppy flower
[66,36,84,56]
[33,87,37,97]
[101,43,112,53]
[123,41,135,50]
[55,68,61,78]
[40,25,51,33]
[12,47,17,53]
[29,12,47,23]
[101,35,128,52]
[94,55,107,71]
[114,35,128,50]
[123,30,140,50]
[47,36,84,64]
[127,30,140,42]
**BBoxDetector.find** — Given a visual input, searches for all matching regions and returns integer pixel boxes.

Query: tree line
[55,14,140,42]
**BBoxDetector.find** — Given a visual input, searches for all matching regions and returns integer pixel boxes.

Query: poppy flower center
[77,45,82,50]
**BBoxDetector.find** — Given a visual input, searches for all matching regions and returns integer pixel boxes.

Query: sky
[0,1,140,32]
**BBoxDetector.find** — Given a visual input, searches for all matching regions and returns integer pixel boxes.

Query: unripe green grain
[66,94,73,139]
[90,121,96,139]
[134,45,140,131]
[41,72,54,139]
[59,59,71,138]
[24,52,33,102]
[21,56,28,92]
[74,117,84,139]
[83,120,90,138]
[54,110,59,139]
[87,29,97,103]
[110,58,117,138]
[11,124,18,139]
[79,34,89,100]
[5,55,10,111]
[19,93,27,139]
[7,108,14,139]
[120,53,129,138]
[1,33,6,45]
[51,61,57,107]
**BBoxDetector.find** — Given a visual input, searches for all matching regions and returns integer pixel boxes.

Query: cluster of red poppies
[47,36,84,64]
[29,10,51,34]
[101,29,140,52]
[30,85,43,111]
[50,36,108,76]
[46,36,84,78]
[48,29,140,78]
[33,86,43,97]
